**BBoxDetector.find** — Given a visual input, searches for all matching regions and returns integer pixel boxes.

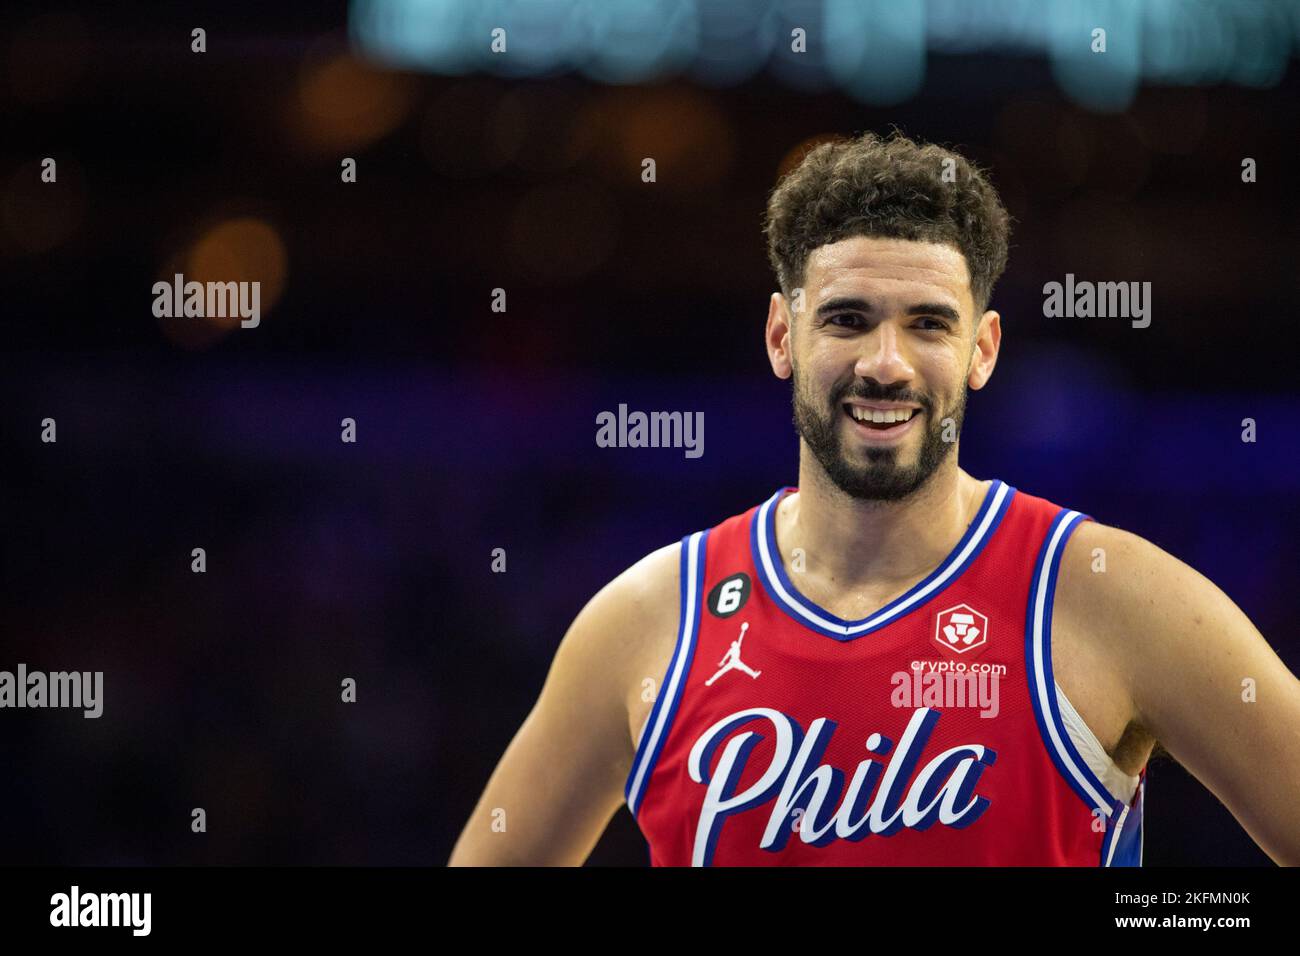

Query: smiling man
[450,131,1300,867]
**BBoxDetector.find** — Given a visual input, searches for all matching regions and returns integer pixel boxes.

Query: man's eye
[828,314,862,327]
[915,317,947,331]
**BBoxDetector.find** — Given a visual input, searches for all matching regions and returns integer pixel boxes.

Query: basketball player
[450,131,1300,866]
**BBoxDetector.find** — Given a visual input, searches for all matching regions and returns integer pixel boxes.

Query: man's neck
[780,454,984,590]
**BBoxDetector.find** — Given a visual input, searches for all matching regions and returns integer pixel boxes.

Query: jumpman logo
[705,622,762,686]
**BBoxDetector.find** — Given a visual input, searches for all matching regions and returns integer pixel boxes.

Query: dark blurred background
[1,0,1298,865]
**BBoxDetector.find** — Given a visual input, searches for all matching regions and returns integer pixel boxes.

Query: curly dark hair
[763,130,1011,315]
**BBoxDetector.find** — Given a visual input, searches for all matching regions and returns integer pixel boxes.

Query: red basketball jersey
[624,479,1146,866]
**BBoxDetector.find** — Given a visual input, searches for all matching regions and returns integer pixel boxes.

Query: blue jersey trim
[1101,776,1145,866]
[749,479,1015,640]
[624,529,709,819]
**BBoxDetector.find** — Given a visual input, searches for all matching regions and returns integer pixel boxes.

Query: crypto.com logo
[933,603,988,657]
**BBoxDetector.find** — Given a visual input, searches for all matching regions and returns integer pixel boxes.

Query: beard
[791,361,965,502]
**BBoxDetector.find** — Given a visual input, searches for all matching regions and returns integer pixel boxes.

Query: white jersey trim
[1055,681,1140,805]
[753,480,1013,638]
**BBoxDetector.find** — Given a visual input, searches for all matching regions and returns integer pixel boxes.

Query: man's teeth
[849,406,915,424]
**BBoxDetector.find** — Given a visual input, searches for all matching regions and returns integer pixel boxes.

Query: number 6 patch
[707,572,751,618]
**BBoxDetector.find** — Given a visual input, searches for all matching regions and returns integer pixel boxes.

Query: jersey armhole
[1026,508,1147,867]
[1024,509,1120,823]
[624,529,709,819]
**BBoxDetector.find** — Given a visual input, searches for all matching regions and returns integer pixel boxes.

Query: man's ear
[766,291,794,380]
[968,309,1001,390]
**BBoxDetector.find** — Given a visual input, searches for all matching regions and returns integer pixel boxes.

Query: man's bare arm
[448,542,680,865]
[1073,521,1300,865]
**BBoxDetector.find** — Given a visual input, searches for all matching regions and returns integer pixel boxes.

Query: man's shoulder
[605,540,682,617]
[565,541,682,754]
[1047,519,1197,756]
[566,541,682,681]
[1059,518,1195,601]
[1057,520,1177,625]
[1054,517,1234,667]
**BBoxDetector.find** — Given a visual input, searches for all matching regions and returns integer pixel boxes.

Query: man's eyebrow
[814,297,961,322]
[815,296,876,316]
[906,302,962,322]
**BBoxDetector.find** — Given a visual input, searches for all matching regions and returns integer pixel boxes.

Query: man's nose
[853,321,914,384]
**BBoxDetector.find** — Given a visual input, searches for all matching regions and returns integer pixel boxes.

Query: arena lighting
[349,0,1300,109]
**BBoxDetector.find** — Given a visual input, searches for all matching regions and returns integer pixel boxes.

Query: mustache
[836,386,931,412]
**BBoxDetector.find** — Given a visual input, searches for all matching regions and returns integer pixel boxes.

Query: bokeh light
[156,217,288,349]
[294,48,416,151]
